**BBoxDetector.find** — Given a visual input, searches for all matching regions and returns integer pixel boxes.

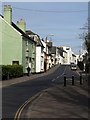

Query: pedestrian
[27,66,31,76]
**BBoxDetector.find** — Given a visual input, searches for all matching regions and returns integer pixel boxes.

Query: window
[29,57,31,63]
[66,48,70,50]
[12,61,19,65]
[26,41,28,46]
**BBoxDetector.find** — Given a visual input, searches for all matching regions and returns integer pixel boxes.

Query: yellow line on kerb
[14,92,42,120]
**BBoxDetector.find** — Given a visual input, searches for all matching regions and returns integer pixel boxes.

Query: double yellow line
[14,92,42,120]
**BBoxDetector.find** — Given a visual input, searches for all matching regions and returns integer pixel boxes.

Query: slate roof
[12,23,36,43]
[46,42,52,47]
[0,14,36,43]
[49,46,56,54]
[26,30,36,35]
[72,53,76,57]
[0,14,3,18]
[26,30,44,47]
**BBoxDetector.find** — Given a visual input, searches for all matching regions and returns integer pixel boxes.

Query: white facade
[59,56,64,64]
[71,52,77,64]
[41,40,49,70]
[55,47,60,64]
[55,47,64,64]
[41,40,46,53]
[62,46,72,64]
[36,46,44,73]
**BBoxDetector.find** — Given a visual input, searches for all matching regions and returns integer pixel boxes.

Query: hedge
[77,61,84,71]
[2,65,23,80]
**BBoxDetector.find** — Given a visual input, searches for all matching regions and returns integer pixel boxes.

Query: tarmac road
[2,65,82,118]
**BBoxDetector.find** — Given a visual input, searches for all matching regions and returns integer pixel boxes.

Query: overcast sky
[2,2,88,54]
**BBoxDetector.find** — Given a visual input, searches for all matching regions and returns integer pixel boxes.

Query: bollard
[80,75,82,85]
[64,75,66,86]
[72,75,74,85]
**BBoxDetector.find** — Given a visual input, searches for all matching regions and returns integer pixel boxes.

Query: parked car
[70,63,77,70]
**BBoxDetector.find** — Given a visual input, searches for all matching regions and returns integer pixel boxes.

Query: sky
[1,2,88,54]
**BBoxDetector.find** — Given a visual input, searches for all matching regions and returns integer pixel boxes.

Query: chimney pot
[4,5,12,24]
[17,19,26,32]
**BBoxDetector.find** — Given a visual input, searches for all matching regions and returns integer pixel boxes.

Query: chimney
[17,19,26,32]
[4,5,12,25]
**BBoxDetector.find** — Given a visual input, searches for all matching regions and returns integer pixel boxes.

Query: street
[1,2,89,120]
[2,65,86,118]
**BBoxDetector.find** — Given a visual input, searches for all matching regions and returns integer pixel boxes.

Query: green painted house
[0,5,36,73]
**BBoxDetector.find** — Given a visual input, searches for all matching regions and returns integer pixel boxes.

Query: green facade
[22,37,36,73]
[0,16,2,65]
[1,17,22,66]
[0,5,36,73]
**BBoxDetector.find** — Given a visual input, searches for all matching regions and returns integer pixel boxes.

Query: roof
[59,47,67,53]
[47,42,52,47]
[72,53,76,57]
[57,47,64,58]
[26,30,44,47]
[26,30,36,35]
[0,14,4,18]
[1,14,36,43]
[12,23,36,43]
[50,46,56,54]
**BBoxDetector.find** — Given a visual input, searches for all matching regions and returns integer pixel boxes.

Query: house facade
[26,31,44,73]
[1,5,36,73]
[71,52,77,64]
[61,46,72,64]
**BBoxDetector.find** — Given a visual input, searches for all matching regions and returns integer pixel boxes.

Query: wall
[1,17,22,66]
[22,37,36,73]
[0,17,2,65]
[36,46,41,73]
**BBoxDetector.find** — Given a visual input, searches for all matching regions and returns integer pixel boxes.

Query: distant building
[71,52,77,64]
[60,46,72,64]
[59,47,66,64]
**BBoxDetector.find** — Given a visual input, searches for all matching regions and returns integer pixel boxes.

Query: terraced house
[26,31,44,73]
[0,5,36,73]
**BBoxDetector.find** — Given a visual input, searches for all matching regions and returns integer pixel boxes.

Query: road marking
[14,92,42,120]
[60,66,67,77]
[57,76,59,79]
[52,66,67,82]
[52,79,56,82]
[76,71,80,76]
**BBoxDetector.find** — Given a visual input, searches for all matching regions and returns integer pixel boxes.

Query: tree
[80,21,90,73]
[85,32,90,52]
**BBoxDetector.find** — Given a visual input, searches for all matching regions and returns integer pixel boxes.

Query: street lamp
[45,34,54,71]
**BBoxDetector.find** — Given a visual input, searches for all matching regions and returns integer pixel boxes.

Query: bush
[2,65,23,80]
[77,61,84,70]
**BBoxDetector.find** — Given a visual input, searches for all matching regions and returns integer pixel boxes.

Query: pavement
[20,71,89,119]
[1,64,59,88]
[21,84,89,119]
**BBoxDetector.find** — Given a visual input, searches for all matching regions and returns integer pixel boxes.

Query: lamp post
[45,34,54,71]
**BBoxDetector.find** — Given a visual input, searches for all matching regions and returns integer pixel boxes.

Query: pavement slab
[21,83,89,119]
